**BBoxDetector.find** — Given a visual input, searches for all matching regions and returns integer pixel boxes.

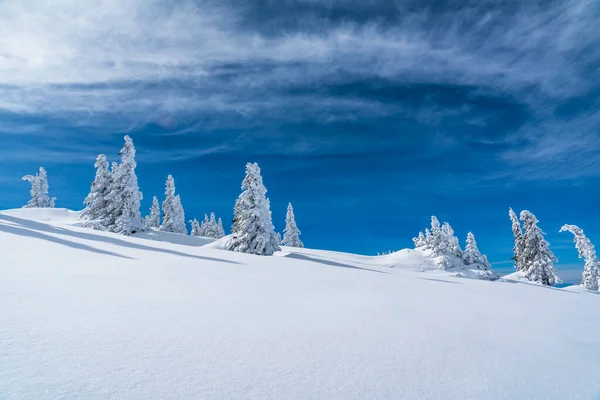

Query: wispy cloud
[0,0,598,177]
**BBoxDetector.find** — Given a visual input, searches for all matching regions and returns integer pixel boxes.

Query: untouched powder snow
[1,208,600,399]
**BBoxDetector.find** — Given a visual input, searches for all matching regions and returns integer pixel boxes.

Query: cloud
[0,0,598,178]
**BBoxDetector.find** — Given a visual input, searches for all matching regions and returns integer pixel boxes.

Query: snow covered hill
[1,208,599,399]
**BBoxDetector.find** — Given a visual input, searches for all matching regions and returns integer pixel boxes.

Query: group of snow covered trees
[80,136,144,234]
[508,208,558,286]
[190,213,225,239]
[22,167,55,208]
[77,136,303,256]
[413,216,496,280]
[509,208,600,291]
[19,136,600,287]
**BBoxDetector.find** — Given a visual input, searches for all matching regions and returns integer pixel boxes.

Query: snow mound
[0,207,81,224]
[1,208,600,399]
[369,247,498,280]
[134,228,216,247]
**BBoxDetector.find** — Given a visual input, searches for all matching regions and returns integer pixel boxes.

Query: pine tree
[216,217,225,238]
[226,162,280,255]
[509,208,525,271]
[428,216,443,255]
[22,167,55,208]
[463,232,482,265]
[104,136,144,235]
[441,222,462,257]
[560,224,600,291]
[413,231,426,248]
[282,203,304,248]
[190,218,202,236]
[198,214,209,236]
[81,155,112,228]
[203,213,220,238]
[145,196,161,228]
[172,195,187,234]
[160,175,187,234]
[520,210,558,286]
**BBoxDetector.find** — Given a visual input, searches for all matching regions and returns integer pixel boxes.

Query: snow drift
[1,208,600,400]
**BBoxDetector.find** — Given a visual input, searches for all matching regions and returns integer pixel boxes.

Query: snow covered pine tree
[190,218,202,236]
[560,224,600,291]
[22,167,55,208]
[216,217,225,238]
[282,203,304,248]
[145,196,161,229]
[104,136,144,235]
[160,175,187,234]
[509,208,526,271]
[81,154,112,228]
[226,162,280,255]
[520,210,559,286]
[463,232,482,265]
[462,232,498,280]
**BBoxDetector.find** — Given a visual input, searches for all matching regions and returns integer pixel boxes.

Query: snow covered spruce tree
[441,222,462,257]
[206,213,220,238]
[81,155,112,228]
[282,203,304,248]
[463,232,482,265]
[173,195,187,234]
[560,224,600,291]
[216,217,225,238]
[462,232,497,279]
[520,210,559,286]
[412,231,426,248]
[104,136,144,235]
[160,175,187,234]
[145,196,161,228]
[22,167,55,208]
[428,216,443,254]
[509,208,525,271]
[190,218,202,236]
[226,162,280,255]
[198,214,210,236]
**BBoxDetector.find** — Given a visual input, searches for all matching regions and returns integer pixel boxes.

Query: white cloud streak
[0,0,598,177]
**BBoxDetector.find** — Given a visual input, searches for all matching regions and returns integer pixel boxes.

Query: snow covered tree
[441,222,462,257]
[413,231,426,248]
[198,214,209,236]
[560,224,600,291]
[145,196,161,228]
[170,194,187,234]
[81,155,112,228]
[226,162,280,255]
[190,218,202,236]
[104,136,144,235]
[481,254,491,270]
[463,232,482,265]
[282,203,304,248]
[428,216,443,255]
[22,167,55,208]
[160,175,187,234]
[196,213,224,238]
[206,213,220,238]
[216,217,225,238]
[509,208,525,271]
[520,210,558,286]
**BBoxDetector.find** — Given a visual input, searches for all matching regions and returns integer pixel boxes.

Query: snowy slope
[1,208,600,400]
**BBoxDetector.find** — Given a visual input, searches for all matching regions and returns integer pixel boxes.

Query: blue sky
[0,0,599,281]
